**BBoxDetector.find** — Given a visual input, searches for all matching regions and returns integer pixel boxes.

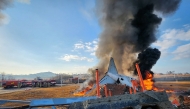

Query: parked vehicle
[2,80,20,88]
[2,79,56,88]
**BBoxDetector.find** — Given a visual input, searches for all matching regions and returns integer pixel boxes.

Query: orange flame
[143,71,174,93]
[73,85,93,96]
[165,89,174,93]
[143,71,158,91]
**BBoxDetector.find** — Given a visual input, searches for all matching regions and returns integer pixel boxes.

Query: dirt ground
[155,81,190,91]
[0,84,96,108]
[0,81,190,108]
[155,81,190,107]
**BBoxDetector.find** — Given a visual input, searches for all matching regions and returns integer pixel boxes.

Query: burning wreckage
[70,0,184,108]
[74,54,160,97]
[0,57,188,109]
[71,57,175,109]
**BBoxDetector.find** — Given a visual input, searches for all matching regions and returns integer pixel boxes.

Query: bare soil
[155,81,190,91]
[0,84,96,107]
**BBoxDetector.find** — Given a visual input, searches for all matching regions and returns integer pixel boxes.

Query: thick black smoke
[81,0,181,90]
[95,0,181,75]
[134,48,161,79]
[131,4,162,52]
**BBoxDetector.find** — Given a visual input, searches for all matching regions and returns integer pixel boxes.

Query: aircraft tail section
[107,57,118,74]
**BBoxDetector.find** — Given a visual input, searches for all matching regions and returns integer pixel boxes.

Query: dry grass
[0,84,96,107]
[0,85,77,100]
[155,81,190,104]
[155,81,190,91]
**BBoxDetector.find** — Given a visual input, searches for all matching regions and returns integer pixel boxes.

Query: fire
[73,85,93,96]
[143,71,158,91]
[143,71,174,92]
[143,79,154,90]
[165,89,174,93]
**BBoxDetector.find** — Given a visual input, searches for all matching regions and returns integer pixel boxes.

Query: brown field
[155,81,190,105]
[155,81,190,91]
[0,81,190,108]
[0,84,96,108]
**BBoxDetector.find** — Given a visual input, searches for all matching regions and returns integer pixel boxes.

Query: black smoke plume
[134,48,161,79]
[94,0,181,76]
[131,4,162,51]
[81,0,181,89]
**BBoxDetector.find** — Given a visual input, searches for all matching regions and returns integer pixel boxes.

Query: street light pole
[78,73,79,84]
[1,72,4,87]
[61,73,62,87]
[78,73,81,84]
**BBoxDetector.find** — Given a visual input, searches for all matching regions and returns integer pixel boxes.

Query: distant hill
[5,72,57,80]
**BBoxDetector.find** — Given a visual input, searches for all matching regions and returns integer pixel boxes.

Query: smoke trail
[79,0,181,91]
[0,0,13,25]
[94,0,181,76]
[131,4,162,51]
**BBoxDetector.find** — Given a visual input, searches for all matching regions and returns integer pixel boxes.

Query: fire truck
[2,79,56,88]
[32,79,56,87]
[2,80,20,88]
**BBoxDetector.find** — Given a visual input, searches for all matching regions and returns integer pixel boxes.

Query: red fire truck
[2,79,56,88]
[2,80,20,88]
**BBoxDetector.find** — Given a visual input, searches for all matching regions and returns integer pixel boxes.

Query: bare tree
[167,71,175,75]
[1,72,5,80]
[34,76,42,80]
[7,74,15,80]
[1,72,5,87]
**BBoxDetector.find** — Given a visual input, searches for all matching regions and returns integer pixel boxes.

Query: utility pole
[78,73,79,84]
[78,73,81,84]
[1,72,4,87]
[61,73,62,87]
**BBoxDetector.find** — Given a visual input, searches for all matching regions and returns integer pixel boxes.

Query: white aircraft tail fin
[107,57,118,74]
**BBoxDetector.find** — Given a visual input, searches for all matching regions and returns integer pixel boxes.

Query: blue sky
[0,0,190,75]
